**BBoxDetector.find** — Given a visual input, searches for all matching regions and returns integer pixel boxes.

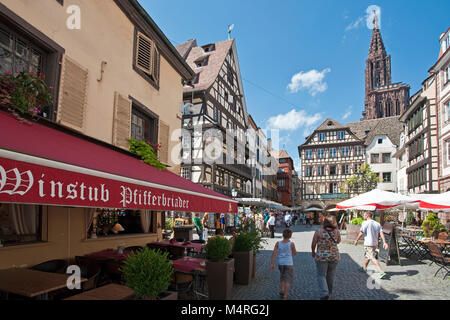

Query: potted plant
[232,232,253,285]
[237,215,267,280]
[346,217,364,242]
[421,213,446,239]
[121,247,177,300]
[205,236,234,300]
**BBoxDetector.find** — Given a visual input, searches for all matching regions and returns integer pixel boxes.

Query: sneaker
[378,272,387,279]
[358,267,367,273]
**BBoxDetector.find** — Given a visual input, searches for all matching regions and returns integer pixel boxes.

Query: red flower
[49,86,54,90]
[4,71,12,76]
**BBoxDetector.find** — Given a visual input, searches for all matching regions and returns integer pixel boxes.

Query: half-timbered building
[176,39,253,198]
[298,119,366,210]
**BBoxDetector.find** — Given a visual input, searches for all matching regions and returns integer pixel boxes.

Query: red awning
[0,111,237,213]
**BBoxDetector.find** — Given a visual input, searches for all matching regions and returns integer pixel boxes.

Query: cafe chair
[427,243,449,280]
[30,259,68,274]
[193,270,208,300]
[104,259,124,284]
[168,246,186,260]
[124,246,144,253]
[147,243,169,254]
[175,238,185,243]
[80,264,102,291]
[169,271,194,298]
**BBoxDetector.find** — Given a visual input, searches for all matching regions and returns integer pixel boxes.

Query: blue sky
[139,0,450,172]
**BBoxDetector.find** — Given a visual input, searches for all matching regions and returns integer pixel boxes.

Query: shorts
[364,246,377,260]
[278,265,294,283]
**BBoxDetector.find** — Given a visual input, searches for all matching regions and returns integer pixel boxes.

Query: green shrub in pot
[121,247,173,299]
[233,232,253,252]
[205,236,232,262]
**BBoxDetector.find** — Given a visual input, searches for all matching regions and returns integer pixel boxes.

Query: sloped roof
[175,39,234,93]
[316,118,347,131]
[347,116,403,147]
[271,149,290,160]
[176,39,197,59]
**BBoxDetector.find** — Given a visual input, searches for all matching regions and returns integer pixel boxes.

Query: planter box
[233,250,253,285]
[206,259,234,300]
[346,224,362,242]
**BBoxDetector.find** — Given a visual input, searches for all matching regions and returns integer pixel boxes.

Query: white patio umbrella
[336,189,415,211]
[419,191,450,211]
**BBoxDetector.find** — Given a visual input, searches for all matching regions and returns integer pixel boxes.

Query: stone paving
[231,224,450,300]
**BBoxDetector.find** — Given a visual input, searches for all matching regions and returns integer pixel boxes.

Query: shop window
[0,204,42,247]
[87,209,156,238]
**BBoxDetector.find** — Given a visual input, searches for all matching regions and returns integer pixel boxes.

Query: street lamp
[231,188,238,198]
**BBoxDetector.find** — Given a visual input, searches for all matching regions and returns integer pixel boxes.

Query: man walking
[193,213,203,241]
[267,213,276,238]
[354,212,389,279]
[284,212,292,228]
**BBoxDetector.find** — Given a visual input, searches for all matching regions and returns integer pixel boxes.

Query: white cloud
[267,109,322,131]
[345,17,364,31]
[344,5,382,32]
[287,68,331,96]
[366,5,381,29]
[342,106,352,120]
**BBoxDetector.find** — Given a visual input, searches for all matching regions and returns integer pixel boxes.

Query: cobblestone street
[231,224,450,300]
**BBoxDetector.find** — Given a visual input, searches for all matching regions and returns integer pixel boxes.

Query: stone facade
[363,24,410,120]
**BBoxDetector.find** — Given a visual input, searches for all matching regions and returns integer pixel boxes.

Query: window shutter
[136,31,154,75]
[57,56,88,131]
[152,46,160,83]
[112,92,131,149]
[158,120,170,164]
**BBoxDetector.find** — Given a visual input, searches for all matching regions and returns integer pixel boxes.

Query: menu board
[379,223,402,266]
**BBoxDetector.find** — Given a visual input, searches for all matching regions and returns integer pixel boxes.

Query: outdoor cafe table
[401,235,450,260]
[64,283,135,300]
[0,268,87,300]
[172,257,206,273]
[149,240,204,254]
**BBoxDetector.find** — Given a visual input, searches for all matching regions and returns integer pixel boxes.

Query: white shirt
[284,214,291,222]
[360,219,382,247]
[267,216,276,226]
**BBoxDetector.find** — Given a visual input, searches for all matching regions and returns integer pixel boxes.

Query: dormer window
[195,56,209,68]
[202,44,215,53]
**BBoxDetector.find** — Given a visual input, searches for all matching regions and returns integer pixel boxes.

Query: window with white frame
[317,149,325,159]
[329,148,337,158]
[341,147,349,157]
[305,149,313,160]
[337,131,345,140]
[318,133,326,142]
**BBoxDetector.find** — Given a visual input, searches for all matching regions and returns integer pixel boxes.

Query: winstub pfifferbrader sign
[0,156,237,213]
